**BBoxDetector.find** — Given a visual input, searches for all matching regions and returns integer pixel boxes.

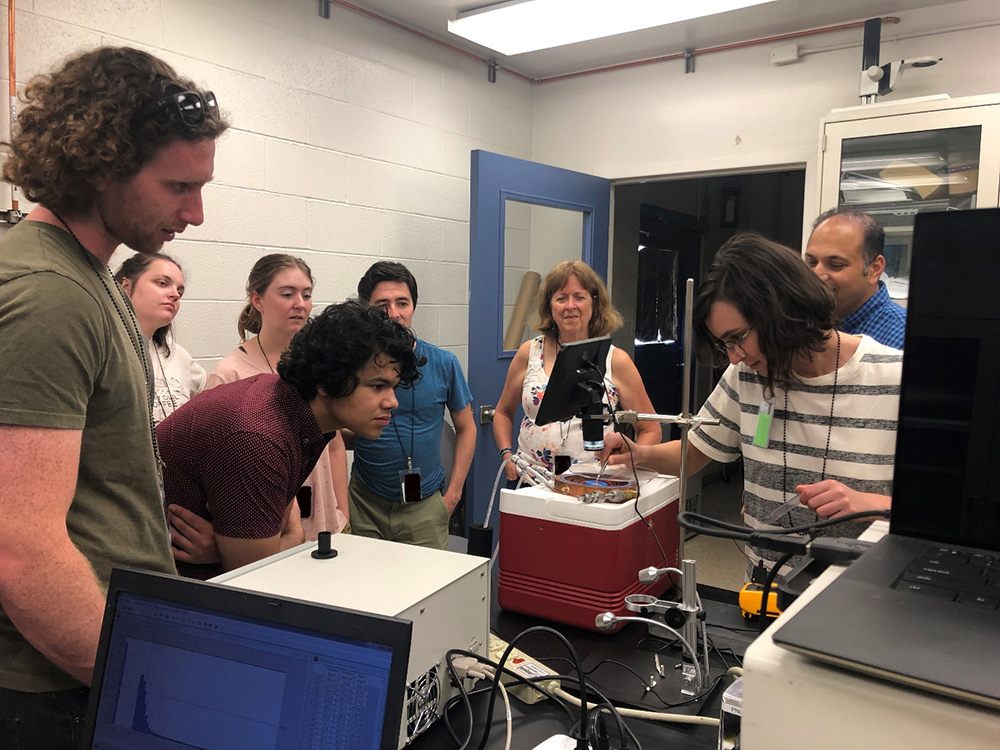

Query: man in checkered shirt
[804,208,907,349]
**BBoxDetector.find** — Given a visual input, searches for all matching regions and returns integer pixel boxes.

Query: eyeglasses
[134,90,219,128]
[713,328,752,358]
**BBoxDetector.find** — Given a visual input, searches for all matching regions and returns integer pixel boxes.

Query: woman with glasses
[115,253,205,424]
[493,260,661,480]
[206,254,350,540]
[600,233,903,575]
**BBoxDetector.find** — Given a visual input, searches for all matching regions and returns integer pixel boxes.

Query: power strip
[489,634,561,704]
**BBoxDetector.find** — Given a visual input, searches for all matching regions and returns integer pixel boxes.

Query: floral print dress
[517,336,620,471]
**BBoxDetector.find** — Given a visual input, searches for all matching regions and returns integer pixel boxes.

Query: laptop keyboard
[892,546,1000,610]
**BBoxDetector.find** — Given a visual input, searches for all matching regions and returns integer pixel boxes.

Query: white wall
[531,0,1000,246]
[0,0,534,372]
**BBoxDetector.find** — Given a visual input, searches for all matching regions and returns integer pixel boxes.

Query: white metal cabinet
[818,94,1000,300]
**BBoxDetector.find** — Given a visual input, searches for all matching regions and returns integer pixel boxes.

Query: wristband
[499,447,515,460]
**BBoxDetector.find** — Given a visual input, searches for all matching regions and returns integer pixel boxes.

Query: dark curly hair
[693,233,835,396]
[2,46,229,216]
[114,252,183,356]
[278,301,424,402]
[357,261,418,306]
[533,260,623,340]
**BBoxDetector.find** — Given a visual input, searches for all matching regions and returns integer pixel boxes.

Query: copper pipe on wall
[6,0,20,222]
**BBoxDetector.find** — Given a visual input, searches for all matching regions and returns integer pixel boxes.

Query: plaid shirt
[839,280,907,349]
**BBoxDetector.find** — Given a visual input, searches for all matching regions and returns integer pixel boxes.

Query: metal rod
[677,278,695,563]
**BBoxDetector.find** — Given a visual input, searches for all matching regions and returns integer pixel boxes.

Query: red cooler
[497,473,680,632]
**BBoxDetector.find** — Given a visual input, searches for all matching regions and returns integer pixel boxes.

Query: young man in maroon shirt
[157,301,422,578]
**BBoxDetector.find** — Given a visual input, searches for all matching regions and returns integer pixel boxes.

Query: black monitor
[83,568,412,750]
[534,335,612,451]
[891,207,1000,550]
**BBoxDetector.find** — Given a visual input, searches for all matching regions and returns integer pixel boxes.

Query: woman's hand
[796,480,891,519]
[596,432,638,470]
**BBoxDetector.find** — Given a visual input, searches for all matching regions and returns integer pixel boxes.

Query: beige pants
[347,475,450,550]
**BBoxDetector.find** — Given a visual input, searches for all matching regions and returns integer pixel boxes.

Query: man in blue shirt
[804,208,906,349]
[348,262,476,550]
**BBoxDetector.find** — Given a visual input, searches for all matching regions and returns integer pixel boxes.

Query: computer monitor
[890,207,1000,550]
[534,335,612,450]
[82,568,412,750]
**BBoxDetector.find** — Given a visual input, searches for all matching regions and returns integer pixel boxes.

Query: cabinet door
[820,106,1000,300]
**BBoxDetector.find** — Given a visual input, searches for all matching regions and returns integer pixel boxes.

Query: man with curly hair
[157,302,422,580]
[0,47,226,747]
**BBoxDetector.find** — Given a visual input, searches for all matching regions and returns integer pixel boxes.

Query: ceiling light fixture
[448,0,778,56]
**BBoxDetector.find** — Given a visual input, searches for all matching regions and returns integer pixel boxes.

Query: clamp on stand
[596,558,709,696]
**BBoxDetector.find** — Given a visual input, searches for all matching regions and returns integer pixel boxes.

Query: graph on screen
[113,638,286,750]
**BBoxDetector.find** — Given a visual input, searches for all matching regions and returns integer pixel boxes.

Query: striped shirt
[689,335,903,576]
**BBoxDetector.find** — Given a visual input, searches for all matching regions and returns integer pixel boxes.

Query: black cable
[758,551,795,633]
[443,648,577,749]
[624,437,678,590]
[446,649,575,722]
[679,509,890,539]
[542,655,657,692]
[476,627,589,750]
[544,673,636,750]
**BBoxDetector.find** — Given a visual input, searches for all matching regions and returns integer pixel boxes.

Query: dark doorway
[611,169,806,410]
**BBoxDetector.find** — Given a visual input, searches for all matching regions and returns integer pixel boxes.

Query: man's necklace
[782,330,841,522]
[48,209,164,474]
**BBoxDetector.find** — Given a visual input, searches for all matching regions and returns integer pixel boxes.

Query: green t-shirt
[0,221,176,692]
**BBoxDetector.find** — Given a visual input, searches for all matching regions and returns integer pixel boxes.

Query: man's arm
[443,405,476,514]
[215,534,282,572]
[167,504,220,565]
[215,497,301,571]
[328,432,351,524]
[0,424,105,686]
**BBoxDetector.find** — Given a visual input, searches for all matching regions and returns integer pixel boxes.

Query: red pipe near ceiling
[328,1,900,85]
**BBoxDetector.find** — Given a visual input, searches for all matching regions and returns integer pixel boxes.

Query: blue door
[466,150,610,532]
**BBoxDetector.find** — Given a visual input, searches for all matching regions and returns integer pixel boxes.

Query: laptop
[82,568,412,749]
[772,208,1000,710]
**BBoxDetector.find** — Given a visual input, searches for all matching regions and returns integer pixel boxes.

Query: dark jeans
[0,686,89,750]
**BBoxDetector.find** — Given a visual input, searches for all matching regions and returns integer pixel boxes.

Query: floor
[684,470,749,592]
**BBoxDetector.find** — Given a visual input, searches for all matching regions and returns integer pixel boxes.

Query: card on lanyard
[754,400,774,447]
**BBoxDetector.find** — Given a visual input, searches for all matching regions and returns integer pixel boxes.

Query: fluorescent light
[448,0,777,56]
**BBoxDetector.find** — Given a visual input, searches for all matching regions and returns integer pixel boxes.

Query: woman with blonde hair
[207,253,350,537]
[493,260,661,479]
[115,252,206,424]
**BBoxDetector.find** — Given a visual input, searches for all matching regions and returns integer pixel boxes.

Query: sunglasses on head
[134,90,219,128]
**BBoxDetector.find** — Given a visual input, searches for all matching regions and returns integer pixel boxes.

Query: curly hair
[357,261,418,306]
[114,252,183,356]
[532,260,623,340]
[693,233,835,395]
[811,208,885,269]
[2,46,229,216]
[237,254,314,342]
[278,301,424,402]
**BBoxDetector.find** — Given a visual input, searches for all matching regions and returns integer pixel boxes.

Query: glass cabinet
[818,95,1000,301]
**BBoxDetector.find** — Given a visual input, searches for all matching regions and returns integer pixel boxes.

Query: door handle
[479,405,495,424]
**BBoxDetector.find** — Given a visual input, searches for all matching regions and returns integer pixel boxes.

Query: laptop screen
[83,569,411,750]
[891,208,1000,550]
